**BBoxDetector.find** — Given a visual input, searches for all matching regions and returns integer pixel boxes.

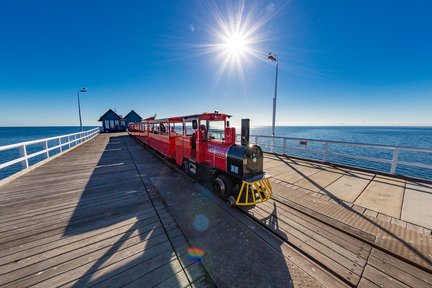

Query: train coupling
[236,174,272,206]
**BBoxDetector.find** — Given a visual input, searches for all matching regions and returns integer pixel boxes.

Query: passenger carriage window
[208,120,225,140]
[160,123,168,135]
[160,123,165,134]
[185,121,195,136]
[153,124,159,134]
[170,122,183,134]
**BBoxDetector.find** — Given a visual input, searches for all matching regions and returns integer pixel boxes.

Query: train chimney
[241,119,250,146]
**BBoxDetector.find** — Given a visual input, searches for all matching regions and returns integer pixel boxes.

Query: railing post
[283,138,287,155]
[254,135,258,145]
[58,137,63,152]
[271,137,274,153]
[323,142,329,162]
[390,148,399,174]
[19,144,29,169]
[43,140,49,158]
[68,136,71,148]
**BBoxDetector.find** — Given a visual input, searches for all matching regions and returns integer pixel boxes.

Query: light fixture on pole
[267,52,278,137]
[77,88,87,132]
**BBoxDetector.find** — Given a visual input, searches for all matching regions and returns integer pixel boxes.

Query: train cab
[174,113,234,172]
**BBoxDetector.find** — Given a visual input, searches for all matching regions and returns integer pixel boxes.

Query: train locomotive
[128,112,272,206]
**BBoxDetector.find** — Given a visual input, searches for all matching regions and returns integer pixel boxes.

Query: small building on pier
[123,110,143,128]
[98,109,143,132]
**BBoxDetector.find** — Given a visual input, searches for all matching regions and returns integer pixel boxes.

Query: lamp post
[77,88,87,132]
[267,52,278,137]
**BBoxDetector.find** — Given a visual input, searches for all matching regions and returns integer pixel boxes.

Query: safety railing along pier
[0,128,100,181]
[236,134,432,180]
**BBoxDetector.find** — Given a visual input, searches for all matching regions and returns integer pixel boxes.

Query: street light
[77,88,87,132]
[267,52,278,137]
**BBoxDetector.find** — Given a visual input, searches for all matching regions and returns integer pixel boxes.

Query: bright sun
[224,34,247,56]
[196,1,275,86]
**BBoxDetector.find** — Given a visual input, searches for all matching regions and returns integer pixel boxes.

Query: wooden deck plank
[362,264,410,288]
[368,254,430,288]
[370,248,432,285]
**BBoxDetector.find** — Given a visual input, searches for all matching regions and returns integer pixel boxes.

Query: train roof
[146,112,231,123]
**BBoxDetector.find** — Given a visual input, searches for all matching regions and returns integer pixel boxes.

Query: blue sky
[0,0,431,127]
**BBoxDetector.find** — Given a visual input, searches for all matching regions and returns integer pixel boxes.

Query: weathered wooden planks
[0,133,212,288]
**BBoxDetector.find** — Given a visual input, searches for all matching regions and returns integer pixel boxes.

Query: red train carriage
[129,112,272,206]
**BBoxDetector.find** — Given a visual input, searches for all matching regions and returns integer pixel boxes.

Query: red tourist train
[128,112,272,206]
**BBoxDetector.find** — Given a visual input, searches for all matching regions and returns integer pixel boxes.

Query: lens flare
[187,247,205,262]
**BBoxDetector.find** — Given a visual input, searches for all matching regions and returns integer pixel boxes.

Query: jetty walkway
[0,133,431,287]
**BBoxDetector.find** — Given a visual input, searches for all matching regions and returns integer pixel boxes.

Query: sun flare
[192,1,277,86]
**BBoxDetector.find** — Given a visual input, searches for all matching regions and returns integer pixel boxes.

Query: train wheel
[227,196,236,207]
[214,174,232,199]
[182,159,189,174]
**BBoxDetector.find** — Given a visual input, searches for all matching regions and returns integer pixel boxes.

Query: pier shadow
[273,154,432,268]
[61,134,200,287]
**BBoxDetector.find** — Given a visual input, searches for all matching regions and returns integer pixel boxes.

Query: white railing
[237,134,432,177]
[0,128,100,173]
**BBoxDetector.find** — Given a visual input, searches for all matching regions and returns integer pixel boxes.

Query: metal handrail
[236,134,432,176]
[0,128,100,172]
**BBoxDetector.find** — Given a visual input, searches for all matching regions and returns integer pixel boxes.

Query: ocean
[0,126,431,181]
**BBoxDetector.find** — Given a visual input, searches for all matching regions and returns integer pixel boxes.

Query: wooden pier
[0,133,431,287]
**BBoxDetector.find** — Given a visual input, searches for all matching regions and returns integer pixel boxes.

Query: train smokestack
[241,119,250,146]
